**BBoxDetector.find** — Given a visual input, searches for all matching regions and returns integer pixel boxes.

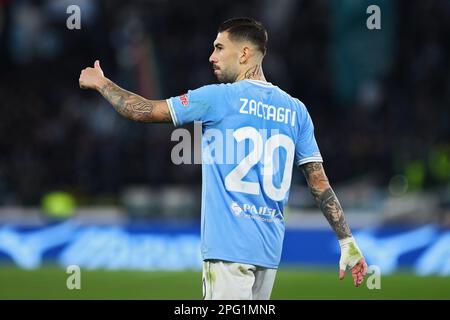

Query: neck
[235,64,267,82]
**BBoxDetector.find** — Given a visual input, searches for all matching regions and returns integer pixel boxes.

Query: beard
[214,68,236,83]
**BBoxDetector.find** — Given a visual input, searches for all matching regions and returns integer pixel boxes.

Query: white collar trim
[245,79,274,87]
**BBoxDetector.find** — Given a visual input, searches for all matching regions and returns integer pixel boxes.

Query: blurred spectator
[0,0,448,206]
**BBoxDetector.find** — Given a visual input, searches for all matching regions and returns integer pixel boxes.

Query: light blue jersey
[167,79,322,268]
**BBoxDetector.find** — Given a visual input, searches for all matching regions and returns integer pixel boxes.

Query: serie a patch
[179,93,189,106]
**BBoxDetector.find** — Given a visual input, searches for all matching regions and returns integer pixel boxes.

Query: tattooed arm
[97,80,171,123]
[300,162,367,285]
[79,60,171,123]
[300,162,351,240]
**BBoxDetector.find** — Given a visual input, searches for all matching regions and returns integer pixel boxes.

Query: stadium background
[0,0,449,299]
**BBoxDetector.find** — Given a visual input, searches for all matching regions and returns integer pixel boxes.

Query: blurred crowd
[0,0,449,205]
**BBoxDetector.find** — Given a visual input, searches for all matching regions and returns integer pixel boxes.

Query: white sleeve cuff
[296,156,323,166]
[166,98,179,126]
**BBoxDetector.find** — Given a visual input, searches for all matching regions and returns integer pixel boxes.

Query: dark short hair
[218,17,268,55]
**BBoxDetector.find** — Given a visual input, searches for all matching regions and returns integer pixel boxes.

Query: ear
[239,46,251,64]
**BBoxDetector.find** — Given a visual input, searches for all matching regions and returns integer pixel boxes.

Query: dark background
[0,0,448,217]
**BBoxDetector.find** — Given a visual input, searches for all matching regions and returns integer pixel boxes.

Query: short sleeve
[166,84,224,126]
[295,103,323,166]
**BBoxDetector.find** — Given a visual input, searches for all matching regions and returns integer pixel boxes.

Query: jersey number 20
[225,126,295,201]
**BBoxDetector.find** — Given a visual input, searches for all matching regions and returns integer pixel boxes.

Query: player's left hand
[338,236,368,287]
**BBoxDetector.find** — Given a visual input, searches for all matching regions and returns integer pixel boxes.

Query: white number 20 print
[224,127,295,201]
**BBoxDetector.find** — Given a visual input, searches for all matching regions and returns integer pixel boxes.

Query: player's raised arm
[299,162,368,287]
[79,60,172,123]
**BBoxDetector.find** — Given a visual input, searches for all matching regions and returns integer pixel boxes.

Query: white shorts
[202,259,277,300]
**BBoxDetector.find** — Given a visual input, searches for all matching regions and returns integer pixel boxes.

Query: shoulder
[294,98,308,114]
[273,86,308,113]
[273,88,312,126]
[188,83,234,102]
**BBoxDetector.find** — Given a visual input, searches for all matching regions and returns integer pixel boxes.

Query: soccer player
[79,17,367,300]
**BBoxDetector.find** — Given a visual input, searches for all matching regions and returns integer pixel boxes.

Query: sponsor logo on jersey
[179,93,189,106]
[230,202,243,216]
[229,201,284,223]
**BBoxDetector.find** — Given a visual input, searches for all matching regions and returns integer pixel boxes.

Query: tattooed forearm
[316,187,352,239]
[98,80,171,122]
[160,108,172,122]
[99,81,154,121]
[301,162,352,240]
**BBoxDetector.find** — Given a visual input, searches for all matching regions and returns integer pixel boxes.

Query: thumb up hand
[79,59,106,90]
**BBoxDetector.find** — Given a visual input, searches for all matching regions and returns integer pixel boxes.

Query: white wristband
[338,236,355,248]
